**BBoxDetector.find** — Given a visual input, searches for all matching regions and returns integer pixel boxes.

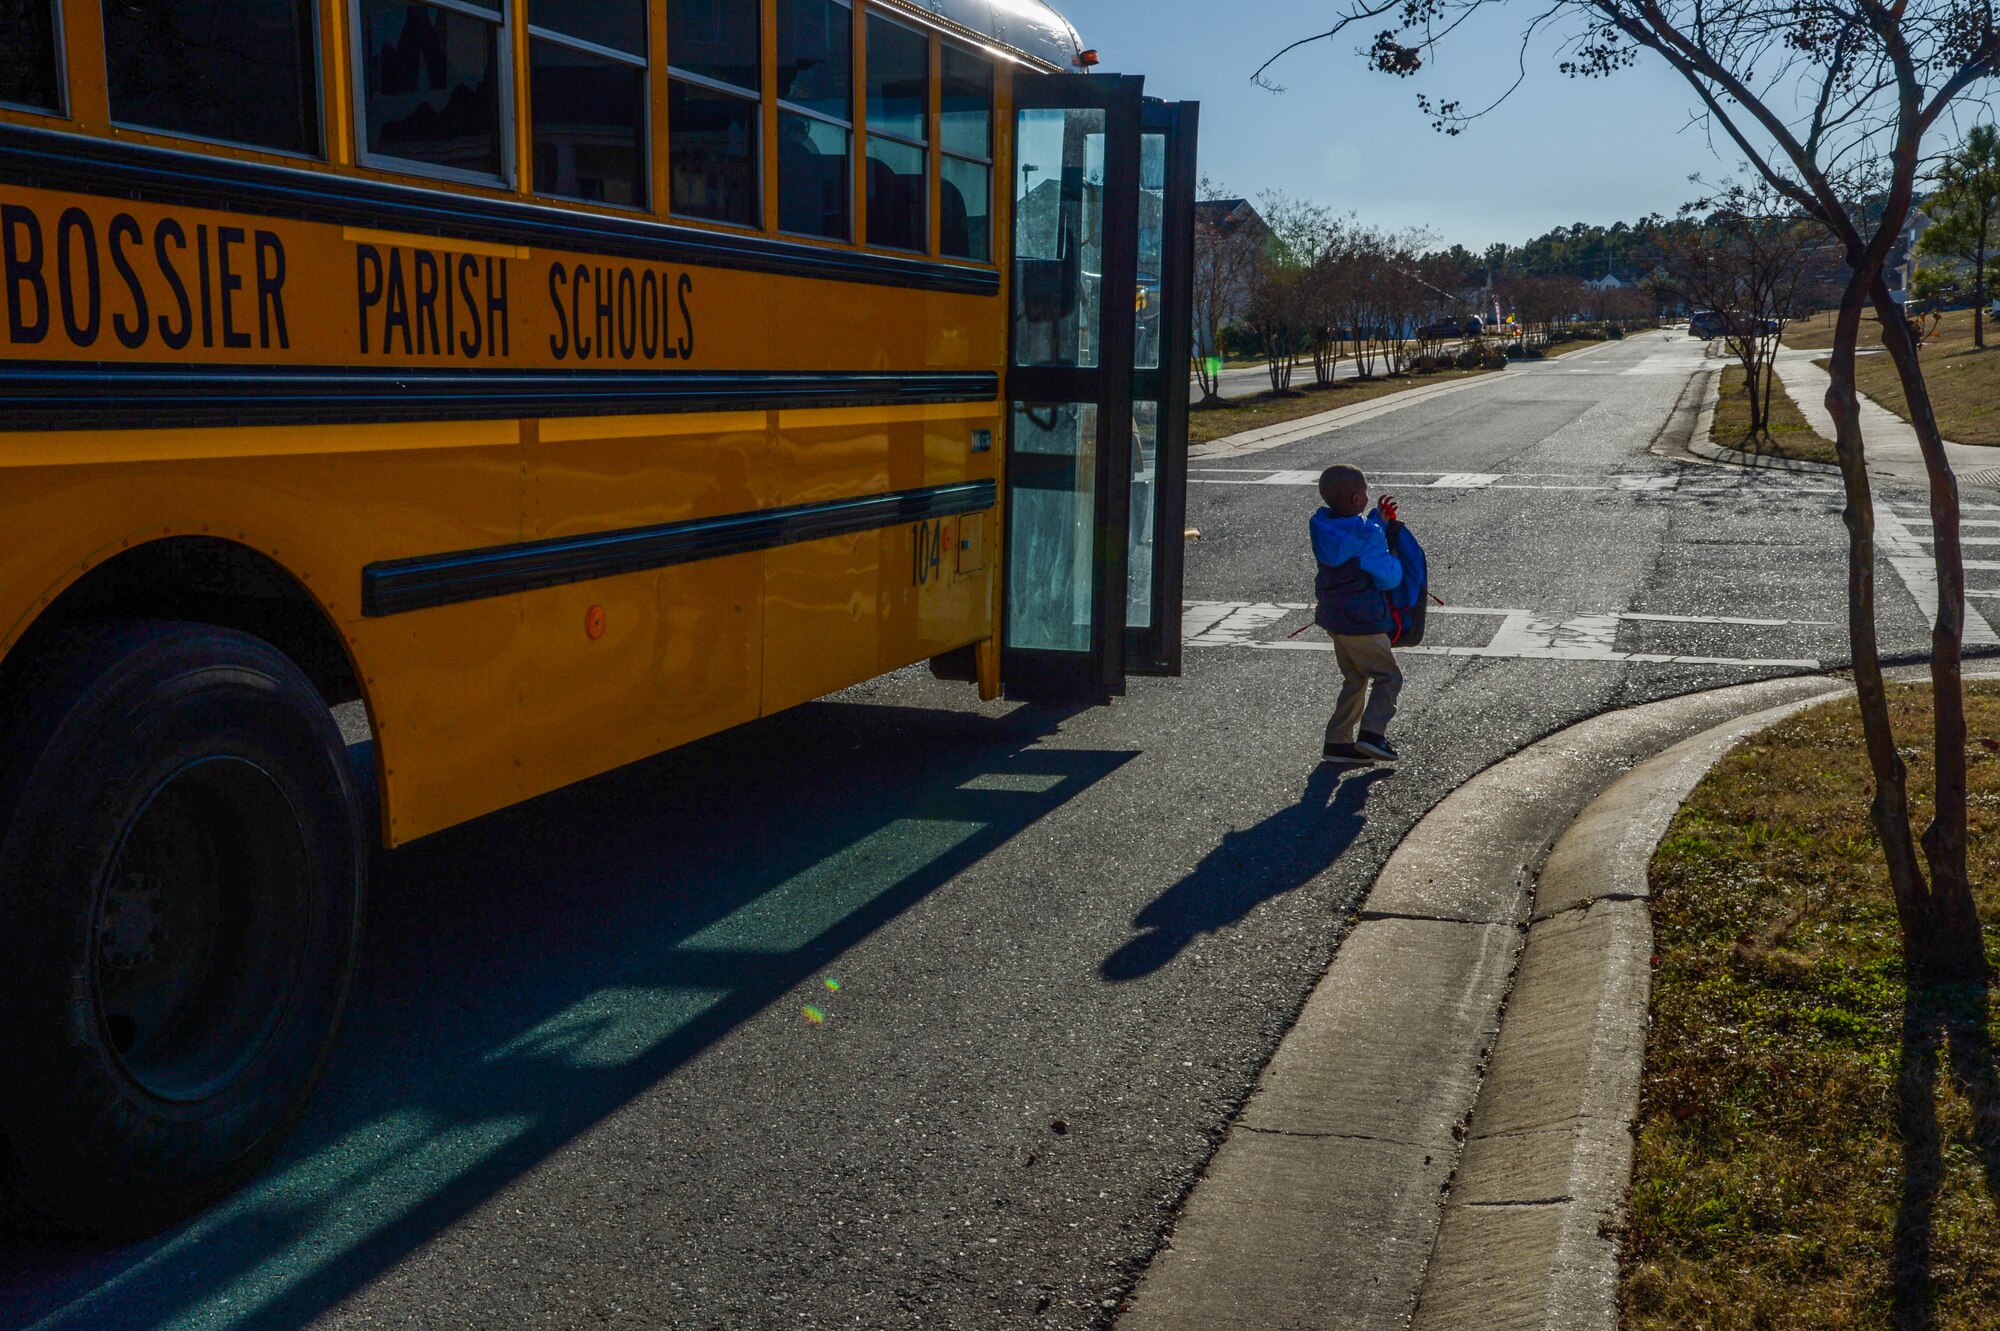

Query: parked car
[1415,318,1468,340]
[1689,309,1779,339]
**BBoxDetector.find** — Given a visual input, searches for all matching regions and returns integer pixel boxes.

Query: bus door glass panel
[1006,402,1097,652]
[1002,76,1143,701]
[1012,107,1103,368]
[1126,131,1167,632]
[1126,99,1198,677]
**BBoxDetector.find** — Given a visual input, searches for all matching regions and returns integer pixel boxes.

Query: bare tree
[1246,192,1335,392]
[1190,180,1263,406]
[1299,216,1359,387]
[1264,0,1998,980]
[1244,252,1304,392]
[1500,273,1584,355]
[1662,179,1842,439]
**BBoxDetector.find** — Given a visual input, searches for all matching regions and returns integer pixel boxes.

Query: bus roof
[878,0,1086,71]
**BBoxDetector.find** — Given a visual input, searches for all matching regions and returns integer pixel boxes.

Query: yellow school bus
[0,0,1195,1235]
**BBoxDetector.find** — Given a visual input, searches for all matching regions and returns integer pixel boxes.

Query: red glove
[1378,495,1399,524]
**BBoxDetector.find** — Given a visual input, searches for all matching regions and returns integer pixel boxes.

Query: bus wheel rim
[91,756,312,1105]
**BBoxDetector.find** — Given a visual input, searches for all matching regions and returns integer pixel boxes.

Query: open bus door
[1001,74,1197,702]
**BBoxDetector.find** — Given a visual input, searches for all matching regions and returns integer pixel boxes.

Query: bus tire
[0,620,365,1238]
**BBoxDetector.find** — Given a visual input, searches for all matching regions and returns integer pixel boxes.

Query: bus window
[775,0,851,240]
[938,44,991,261]
[0,0,62,113]
[863,12,925,251]
[103,0,320,155]
[528,0,648,207]
[668,0,760,226]
[356,0,507,182]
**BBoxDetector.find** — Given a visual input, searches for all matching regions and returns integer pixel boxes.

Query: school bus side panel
[0,427,527,843]
[761,401,1000,714]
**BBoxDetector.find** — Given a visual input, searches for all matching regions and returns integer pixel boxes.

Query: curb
[1117,674,1849,1331]
[1649,361,1841,477]
[1408,691,1845,1330]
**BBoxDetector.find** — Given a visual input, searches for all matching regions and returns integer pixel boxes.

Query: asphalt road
[0,330,1952,1331]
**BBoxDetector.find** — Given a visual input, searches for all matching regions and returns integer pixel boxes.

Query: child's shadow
[1101,765,1391,982]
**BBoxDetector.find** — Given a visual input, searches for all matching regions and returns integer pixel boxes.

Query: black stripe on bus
[0,363,999,429]
[362,479,997,617]
[0,123,1000,297]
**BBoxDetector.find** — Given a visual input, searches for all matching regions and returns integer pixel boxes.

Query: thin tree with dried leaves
[1661,180,1842,440]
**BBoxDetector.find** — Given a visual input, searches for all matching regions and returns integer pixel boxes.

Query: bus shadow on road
[1101,765,1391,982]
[0,696,1128,1331]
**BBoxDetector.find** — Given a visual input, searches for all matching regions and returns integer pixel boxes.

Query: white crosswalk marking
[1875,506,2000,647]
[1181,602,1295,644]
[1181,601,1823,668]
[1187,467,1836,496]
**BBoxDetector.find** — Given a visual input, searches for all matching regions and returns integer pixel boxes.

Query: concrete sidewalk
[1770,348,1999,487]
[1117,675,1852,1331]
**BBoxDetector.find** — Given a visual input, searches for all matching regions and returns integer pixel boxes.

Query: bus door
[1002,73,1149,702]
[1125,97,1200,678]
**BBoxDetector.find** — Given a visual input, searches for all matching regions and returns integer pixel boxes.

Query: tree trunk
[1826,271,1938,960]
[1760,337,1780,442]
[1872,274,1990,982]
[1976,207,1988,351]
[1194,318,1224,403]
[1737,339,1767,439]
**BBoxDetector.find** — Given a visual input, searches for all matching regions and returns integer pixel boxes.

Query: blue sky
[1059,0,1736,253]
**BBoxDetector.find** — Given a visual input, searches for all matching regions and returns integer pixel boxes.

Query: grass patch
[1848,309,2000,448]
[1710,363,1838,465]
[1624,683,2000,1330]
[1188,367,1494,446]
[1787,309,2000,446]
[1782,308,1877,353]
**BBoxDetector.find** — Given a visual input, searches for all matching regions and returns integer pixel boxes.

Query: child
[1310,464,1404,765]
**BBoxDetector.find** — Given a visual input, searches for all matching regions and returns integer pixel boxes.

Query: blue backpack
[1384,521,1429,647]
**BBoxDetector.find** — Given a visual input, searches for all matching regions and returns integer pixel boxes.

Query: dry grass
[1849,309,2000,448]
[1187,367,1494,446]
[1710,363,1839,465]
[1782,308,1881,352]
[1625,683,2000,1330]
[1785,309,2000,446]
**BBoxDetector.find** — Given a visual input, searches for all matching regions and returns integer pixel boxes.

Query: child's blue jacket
[1311,507,1403,635]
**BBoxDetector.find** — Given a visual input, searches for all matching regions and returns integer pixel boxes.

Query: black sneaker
[1354,733,1399,763]
[1322,742,1375,765]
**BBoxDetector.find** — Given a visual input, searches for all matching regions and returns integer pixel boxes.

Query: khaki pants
[1325,632,1402,747]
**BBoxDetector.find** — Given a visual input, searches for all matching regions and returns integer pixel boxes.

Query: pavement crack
[1234,1124,1430,1148]
[1462,1198,1571,1210]
[1357,909,1514,926]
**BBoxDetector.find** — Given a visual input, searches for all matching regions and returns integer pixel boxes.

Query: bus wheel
[0,621,365,1238]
